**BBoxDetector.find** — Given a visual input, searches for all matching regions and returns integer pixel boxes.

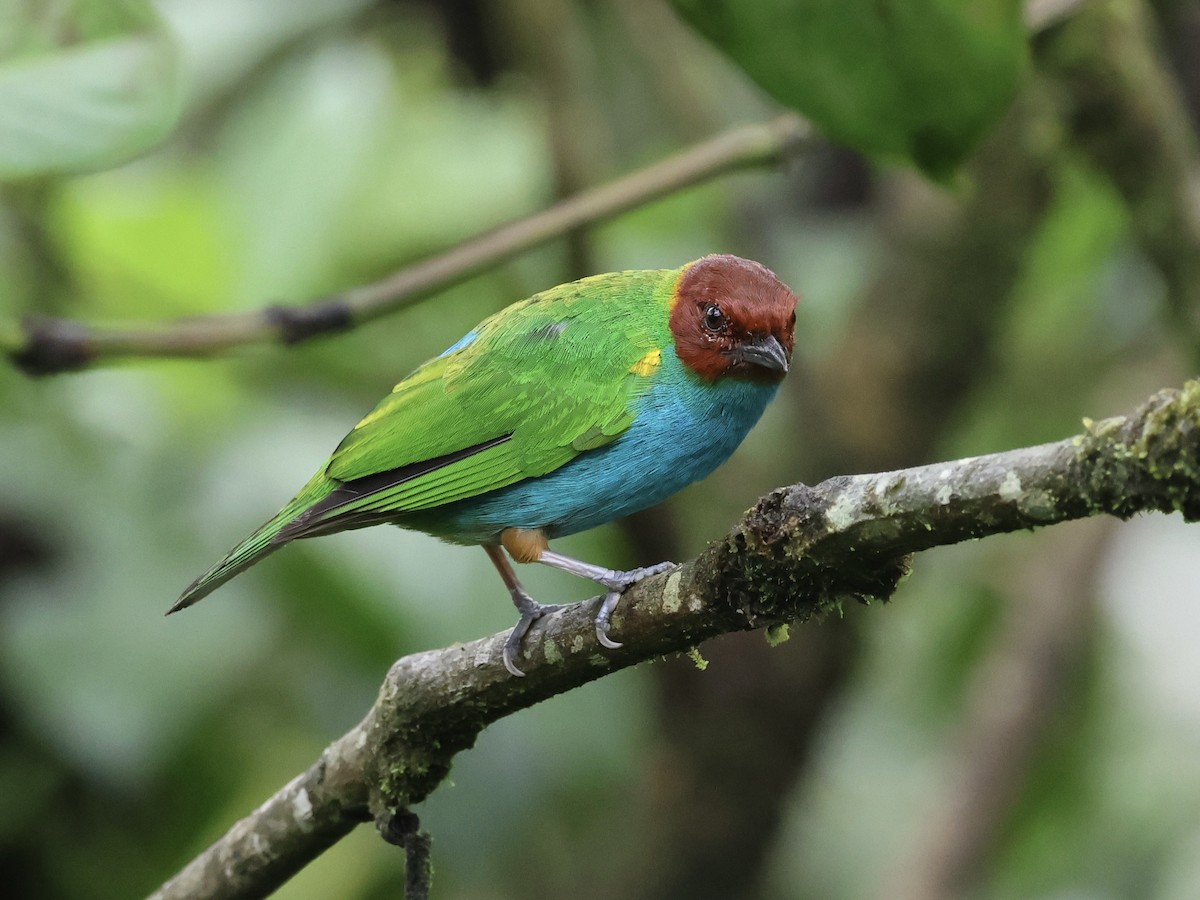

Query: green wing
[171,268,675,612]
[284,269,672,533]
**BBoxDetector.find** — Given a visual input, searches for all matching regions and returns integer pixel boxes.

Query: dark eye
[703,303,726,333]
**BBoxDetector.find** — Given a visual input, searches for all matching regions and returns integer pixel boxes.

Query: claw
[502,601,564,677]
[489,543,678,674]
[595,590,624,649]
[589,562,677,649]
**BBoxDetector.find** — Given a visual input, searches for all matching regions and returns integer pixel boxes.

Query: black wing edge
[274,432,513,542]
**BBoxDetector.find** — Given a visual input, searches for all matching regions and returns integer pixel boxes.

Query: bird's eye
[703,303,726,333]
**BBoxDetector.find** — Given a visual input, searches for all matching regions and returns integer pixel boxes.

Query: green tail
[168,473,335,614]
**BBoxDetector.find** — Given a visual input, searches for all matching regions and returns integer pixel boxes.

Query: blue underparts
[411,354,781,544]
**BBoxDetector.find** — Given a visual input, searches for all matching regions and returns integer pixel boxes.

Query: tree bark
[152,379,1200,900]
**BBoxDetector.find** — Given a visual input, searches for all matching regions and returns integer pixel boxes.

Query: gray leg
[537,549,675,648]
[484,545,564,677]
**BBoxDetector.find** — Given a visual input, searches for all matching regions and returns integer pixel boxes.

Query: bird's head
[670,255,798,383]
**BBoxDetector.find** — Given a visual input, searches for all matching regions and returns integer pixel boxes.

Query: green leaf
[0,0,182,180]
[671,0,1026,177]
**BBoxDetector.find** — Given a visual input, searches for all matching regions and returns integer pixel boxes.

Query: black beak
[733,333,789,374]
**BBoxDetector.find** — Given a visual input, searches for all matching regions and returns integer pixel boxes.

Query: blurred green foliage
[671,0,1025,177]
[0,0,181,179]
[3,1,1200,899]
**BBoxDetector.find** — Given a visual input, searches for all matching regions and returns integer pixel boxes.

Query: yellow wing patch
[630,348,662,377]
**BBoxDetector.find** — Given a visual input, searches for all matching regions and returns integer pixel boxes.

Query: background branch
[152,379,1200,900]
[3,114,812,376]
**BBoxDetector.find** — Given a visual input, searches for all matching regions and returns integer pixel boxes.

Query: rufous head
[670,255,797,383]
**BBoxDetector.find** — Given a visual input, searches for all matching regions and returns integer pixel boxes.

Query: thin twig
[4,114,812,376]
[150,379,1200,900]
[377,810,432,900]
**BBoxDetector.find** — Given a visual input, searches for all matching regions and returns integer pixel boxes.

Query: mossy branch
[3,114,812,377]
[150,379,1200,900]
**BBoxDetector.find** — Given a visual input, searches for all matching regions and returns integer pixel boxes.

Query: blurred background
[3,0,1200,897]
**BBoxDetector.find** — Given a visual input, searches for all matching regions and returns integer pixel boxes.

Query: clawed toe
[503,617,533,677]
[596,628,622,650]
[493,549,679,675]
[595,590,624,649]
[503,602,564,677]
[591,562,675,649]
[635,560,676,582]
[597,560,676,593]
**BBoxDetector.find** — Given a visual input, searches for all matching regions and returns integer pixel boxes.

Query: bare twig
[377,810,432,900]
[151,380,1200,900]
[4,114,812,376]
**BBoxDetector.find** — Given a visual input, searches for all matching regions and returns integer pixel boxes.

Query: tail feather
[169,474,335,614]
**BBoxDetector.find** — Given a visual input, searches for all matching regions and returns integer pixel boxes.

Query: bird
[170,254,798,676]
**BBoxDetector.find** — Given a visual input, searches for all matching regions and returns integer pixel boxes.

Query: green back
[307,266,680,522]
[174,265,683,610]
[175,266,681,610]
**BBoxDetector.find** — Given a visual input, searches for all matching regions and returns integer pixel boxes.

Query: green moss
[715,493,909,634]
[1075,380,1200,521]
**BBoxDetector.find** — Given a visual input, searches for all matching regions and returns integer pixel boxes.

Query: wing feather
[292,268,673,533]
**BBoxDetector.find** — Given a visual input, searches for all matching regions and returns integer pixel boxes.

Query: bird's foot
[503,591,565,677]
[594,591,624,649]
[497,548,677,672]
[591,561,676,649]
[594,560,676,593]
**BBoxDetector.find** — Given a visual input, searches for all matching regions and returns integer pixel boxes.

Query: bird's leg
[534,548,675,649]
[491,528,675,669]
[483,543,563,677]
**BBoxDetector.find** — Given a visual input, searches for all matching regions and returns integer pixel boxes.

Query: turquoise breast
[419,351,781,544]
